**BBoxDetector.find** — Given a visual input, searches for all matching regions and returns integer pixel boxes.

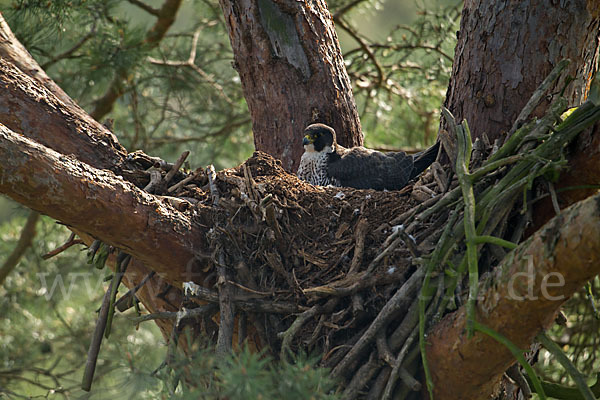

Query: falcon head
[302,123,336,153]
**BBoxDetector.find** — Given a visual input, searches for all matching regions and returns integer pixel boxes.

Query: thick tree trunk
[443,0,599,142]
[218,0,362,171]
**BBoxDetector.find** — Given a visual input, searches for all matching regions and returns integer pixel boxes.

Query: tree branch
[0,58,126,170]
[427,191,600,400]
[0,123,208,284]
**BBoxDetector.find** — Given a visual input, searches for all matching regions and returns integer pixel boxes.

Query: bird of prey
[297,123,440,190]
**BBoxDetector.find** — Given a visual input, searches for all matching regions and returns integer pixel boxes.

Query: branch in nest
[131,304,217,324]
[331,268,424,379]
[184,281,302,314]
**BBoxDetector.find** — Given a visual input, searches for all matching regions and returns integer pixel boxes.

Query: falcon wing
[327,147,414,190]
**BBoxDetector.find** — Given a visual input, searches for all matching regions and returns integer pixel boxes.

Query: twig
[167,167,203,193]
[336,17,383,90]
[506,364,532,398]
[280,306,319,361]
[104,253,131,338]
[525,373,600,399]
[143,169,162,193]
[42,233,83,259]
[537,332,596,400]
[115,271,156,312]
[237,313,247,346]
[342,353,384,400]
[207,165,219,206]
[388,297,419,350]
[332,0,368,19]
[41,23,96,70]
[130,304,217,324]
[331,268,424,379]
[281,299,337,361]
[264,252,296,291]
[186,284,300,313]
[90,0,183,121]
[163,150,190,184]
[547,181,561,215]
[420,209,459,398]
[473,235,517,250]
[82,281,113,391]
[216,247,235,356]
[376,333,395,366]
[395,225,420,258]
[366,235,402,274]
[398,365,421,392]
[386,279,441,399]
[147,30,232,103]
[443,108,479,337]
[431,162,448,192]
[127,0,160,15]
[302,269,405,298]
[389,193,442,227]
[348,218,368,274]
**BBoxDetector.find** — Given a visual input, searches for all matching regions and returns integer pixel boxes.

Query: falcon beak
[303,135,312,145]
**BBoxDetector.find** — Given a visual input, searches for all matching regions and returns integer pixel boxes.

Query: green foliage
[535,276,600,390]
[155,344,339,399]
[0,207,165,399]
[340,1,460,148]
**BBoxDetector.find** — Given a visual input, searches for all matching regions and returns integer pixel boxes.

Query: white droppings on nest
[176,308,186,326]
[391,224,404,233]
[334,191,346,200]
[387,266,396,274]
[183,281,201,296]
[365,194,372,200]
[392,224,416,243]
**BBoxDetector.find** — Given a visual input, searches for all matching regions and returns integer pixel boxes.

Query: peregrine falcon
[297,123,440,190]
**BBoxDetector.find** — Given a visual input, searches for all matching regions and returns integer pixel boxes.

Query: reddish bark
[443,0,599,142]
[0,124,208,285]
[218,0,362,171]
[0,58,126,170]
